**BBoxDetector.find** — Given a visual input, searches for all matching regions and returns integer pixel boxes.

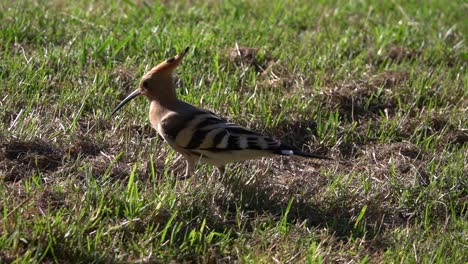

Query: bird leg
[179,159,195,180]
[217,166,226,177]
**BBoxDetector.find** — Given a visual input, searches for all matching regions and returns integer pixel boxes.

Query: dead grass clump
[334,142,362,160]
[370,70,409,89]
[76,117,113,134]
[0,254,16,264]
[385,46,420,63]
[86,155,130,180]
[226,46,259,67]
[1,140,64,182]
[223,45,274,75]
[129,124,159,139]
[38,189,67,211]
[399,110,467,148]
[0,159,37,183]
[1,110,15,124]
[356,142,428,186]
[320,70,409,119]
[256,61,300,92]
[110,65,137,95]
[428,112,451,132]
[258,73,295,91]
[364,142,423,161]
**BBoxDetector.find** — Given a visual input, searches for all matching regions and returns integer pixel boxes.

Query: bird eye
[166,57,175,63]
[142,80,149,88]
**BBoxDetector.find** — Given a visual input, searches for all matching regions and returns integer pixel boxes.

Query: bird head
[111,47,189,116]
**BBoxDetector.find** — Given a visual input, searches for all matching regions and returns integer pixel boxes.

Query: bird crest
[144,46,190,79]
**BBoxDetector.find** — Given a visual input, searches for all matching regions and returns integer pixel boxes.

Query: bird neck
[148,89,179,112]
[149,96,181,128]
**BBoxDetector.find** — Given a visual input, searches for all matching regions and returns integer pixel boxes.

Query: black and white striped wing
[160,111,287,154]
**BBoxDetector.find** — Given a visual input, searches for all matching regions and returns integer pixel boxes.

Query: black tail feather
[293,150,332,160]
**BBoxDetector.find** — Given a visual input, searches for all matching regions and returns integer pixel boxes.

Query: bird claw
[178,174,192,180]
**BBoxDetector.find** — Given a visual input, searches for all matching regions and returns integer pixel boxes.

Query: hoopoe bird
[111,47,330,178]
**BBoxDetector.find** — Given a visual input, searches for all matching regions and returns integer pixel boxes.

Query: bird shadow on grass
[213,167,391,244]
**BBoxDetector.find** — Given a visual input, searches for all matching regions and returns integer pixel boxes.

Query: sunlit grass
[0,0,466,262]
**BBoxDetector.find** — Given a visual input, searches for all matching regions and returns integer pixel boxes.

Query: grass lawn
[0,0,467,262]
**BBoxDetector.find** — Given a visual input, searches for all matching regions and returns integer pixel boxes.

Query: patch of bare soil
[376,45,421,65]
[67,136,105,157]
[319,70,409,119]
[84,155,131,180]
[0,136,110,182]
[129,123,159,139]
[0,140,63,182]
[441,129,468,146]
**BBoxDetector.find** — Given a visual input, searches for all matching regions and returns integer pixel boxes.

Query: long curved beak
[110,89,141,116]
